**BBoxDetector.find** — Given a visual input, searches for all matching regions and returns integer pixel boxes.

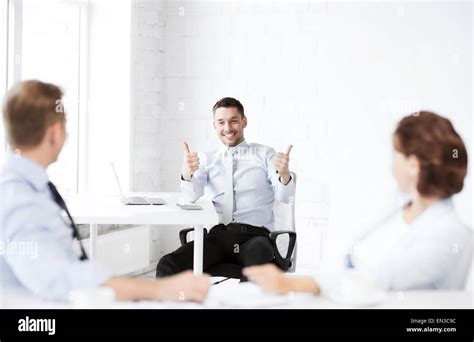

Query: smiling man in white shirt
[156,97,296,278]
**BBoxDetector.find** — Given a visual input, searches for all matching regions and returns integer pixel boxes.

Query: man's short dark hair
[212,97,245,117]
[3,80,65,148]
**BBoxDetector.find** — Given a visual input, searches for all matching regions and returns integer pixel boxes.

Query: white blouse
[314,198,472,298]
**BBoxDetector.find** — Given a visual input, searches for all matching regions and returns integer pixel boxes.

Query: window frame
[3,0,90,195]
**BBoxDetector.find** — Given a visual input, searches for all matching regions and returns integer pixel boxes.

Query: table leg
[89,224,98,260]
[193,225,204,275]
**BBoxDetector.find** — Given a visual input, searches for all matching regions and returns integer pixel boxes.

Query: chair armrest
[179,227,208,246]
[269,230,297,271]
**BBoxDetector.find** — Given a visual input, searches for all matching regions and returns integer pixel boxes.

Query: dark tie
[47,181,88,261]
[345,253,354,269]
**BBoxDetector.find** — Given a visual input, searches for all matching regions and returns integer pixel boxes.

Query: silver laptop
[111,162,166,205]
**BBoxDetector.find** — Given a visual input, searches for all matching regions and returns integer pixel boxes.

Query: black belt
[213,222,270,235]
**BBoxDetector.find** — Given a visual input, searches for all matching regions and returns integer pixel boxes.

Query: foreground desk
[66,192,219,275]
[2,286,472,309]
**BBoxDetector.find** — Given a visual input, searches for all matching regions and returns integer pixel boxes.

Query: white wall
[86,0,132,195]
[130,0,165,192]
[137,0,472,269]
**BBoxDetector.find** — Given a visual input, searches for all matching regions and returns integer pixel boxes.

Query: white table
[2,286,472,309]
[66,192,219,275]
[203,280,474,309]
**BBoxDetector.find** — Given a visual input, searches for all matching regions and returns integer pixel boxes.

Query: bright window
[0,0,8,164]
[18,0,87,195]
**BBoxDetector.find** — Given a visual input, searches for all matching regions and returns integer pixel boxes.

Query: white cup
[70,287,116,309]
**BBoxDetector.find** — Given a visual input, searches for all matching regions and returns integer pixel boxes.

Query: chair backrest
[273,172,297,272]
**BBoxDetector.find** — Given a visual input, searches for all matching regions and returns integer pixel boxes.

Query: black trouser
[156,223,274,278]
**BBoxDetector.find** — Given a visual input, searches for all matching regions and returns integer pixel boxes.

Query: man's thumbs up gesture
[274,145,293,185]
[182,141,200,181]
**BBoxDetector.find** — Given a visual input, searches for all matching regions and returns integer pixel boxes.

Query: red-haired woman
[242,111,472,299]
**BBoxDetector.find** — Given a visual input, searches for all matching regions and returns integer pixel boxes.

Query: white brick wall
[131,0,165,192]
[131,0,472,269]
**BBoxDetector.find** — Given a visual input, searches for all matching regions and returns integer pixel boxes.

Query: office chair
[179,174,297,279]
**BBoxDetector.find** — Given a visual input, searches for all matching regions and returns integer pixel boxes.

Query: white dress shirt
[181,140,296,231]
[314,198,472,298]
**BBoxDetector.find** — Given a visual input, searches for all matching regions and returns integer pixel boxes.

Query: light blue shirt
[311,198,472,303]
[350,198,472,290]
[0,153,111,301]
[181,140,296,230]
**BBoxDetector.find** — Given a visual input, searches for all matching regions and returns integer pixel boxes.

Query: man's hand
[243,264,292,294]
[274,144,293,185]
[243,264,320,295]
[182,141,200,181]
[155,270,210,302]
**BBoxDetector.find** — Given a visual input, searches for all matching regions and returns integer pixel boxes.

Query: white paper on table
[204,282,290,308]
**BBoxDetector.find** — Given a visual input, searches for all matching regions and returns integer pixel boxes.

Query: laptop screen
[110,162,126,201]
